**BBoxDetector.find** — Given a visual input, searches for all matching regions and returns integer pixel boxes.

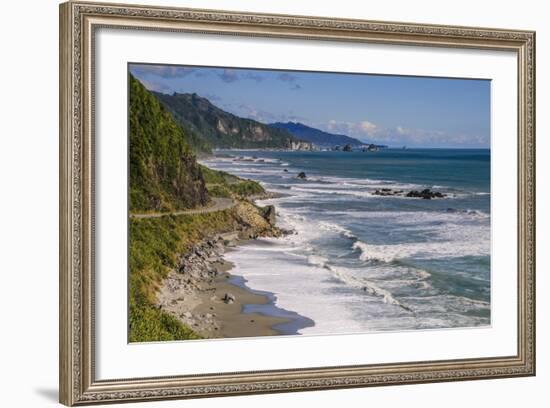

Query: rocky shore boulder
[297,171,307,180]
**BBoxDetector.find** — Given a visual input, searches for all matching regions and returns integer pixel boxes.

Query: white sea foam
[225,243,366,334]
[319,221,357,239]
[324,264,414,312]
[340,209,490,222]
[307,254,329,268]
[352,238,489,263]
[405,295,490,314]
[290,186,374,198]
[206,153,491,333]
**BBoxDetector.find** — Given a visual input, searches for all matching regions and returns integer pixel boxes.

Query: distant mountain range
[269,122,365,147]
[153,92,311,151]
[136,75,384,154]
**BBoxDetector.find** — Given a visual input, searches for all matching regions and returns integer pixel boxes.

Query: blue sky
[130,63,490,148]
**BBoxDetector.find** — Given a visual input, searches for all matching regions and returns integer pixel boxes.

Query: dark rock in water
[343,144,353,152]
[297,171,307,179]
[280,228,294,236]
[222,293,235,304]
[283,169,288,172]
[406,189,446,199]
[372,189,404,197]
[372,187,445,199]
[263,205,277,225]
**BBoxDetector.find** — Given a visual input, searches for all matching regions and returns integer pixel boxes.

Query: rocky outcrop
[297,172,307,180]
[291,141,313,151]
[373,188,404,196]
[372,188,446,199]
[262,205,277,226]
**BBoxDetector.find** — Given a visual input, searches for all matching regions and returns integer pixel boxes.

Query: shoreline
[155,151,491,338]
[156,210,314,339]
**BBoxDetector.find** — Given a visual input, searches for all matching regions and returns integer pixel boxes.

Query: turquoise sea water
[204,149,491,334]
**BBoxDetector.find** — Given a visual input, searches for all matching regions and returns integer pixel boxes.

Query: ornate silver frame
[59,1,536,405]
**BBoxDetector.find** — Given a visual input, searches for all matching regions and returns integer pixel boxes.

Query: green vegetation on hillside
[129,74,208,212]
[201,165,265,199]
[154,92,309,149]
[200,165,240,185]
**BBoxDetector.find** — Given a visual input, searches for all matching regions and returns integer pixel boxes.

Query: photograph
[128,63,491,342]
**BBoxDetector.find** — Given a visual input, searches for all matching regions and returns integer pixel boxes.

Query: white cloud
[236,104,304,124]
[359,120,378,134]
[326,119,379,137]
[322,120,487,147]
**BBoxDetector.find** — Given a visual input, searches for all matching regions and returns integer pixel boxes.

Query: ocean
[203,148,491,335]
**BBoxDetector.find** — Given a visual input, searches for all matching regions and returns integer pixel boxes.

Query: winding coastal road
[129,197,235,219]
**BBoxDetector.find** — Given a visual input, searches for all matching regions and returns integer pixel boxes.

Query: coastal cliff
[129,75,287,342]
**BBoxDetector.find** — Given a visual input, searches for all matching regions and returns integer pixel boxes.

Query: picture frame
[59,1,536,405]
